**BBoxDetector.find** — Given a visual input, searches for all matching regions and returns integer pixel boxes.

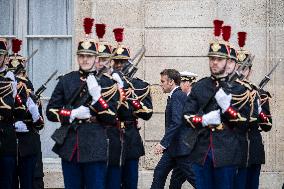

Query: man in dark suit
[169,71,198,189]
[150,69,195,189]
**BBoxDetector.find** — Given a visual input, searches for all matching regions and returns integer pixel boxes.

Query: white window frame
[1,0,75,88]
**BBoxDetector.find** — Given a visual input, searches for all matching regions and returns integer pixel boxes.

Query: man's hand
[112,73,124,89]
[15,121,29,132]
[26,97,41,122]
[70,105,91,123]
[86,75,101,103]
[202,110,221,127]
[214,88,232,113]
[154,143,165,155]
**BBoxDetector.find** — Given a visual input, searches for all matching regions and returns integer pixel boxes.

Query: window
[0,0,15,37]
[0,0,74,158]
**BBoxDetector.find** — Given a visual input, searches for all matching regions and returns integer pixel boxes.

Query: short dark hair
[160,69,181,85]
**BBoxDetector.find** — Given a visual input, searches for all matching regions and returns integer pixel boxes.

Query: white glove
[15,121,29,132]
[202,110,221,127]
[257,99,262,114]
[70,105,91,123]
[4,71,17,98]
[214,88,232,113]
[26,97,40,122]
[112,73,124,89]
[86,75,101,103]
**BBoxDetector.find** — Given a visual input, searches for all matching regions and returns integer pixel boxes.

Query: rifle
[34,70,58,99]
[24,49,38,64]
[121,46,146,79]
[14,49,39,75]
[258,58,282,89]
[228,54,255,84]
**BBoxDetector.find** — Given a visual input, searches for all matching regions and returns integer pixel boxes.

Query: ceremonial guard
[235,32,272,189]
[214,27,259,189]
[0,38,19,189]
[46,18,120,189]
[6,39,44,189]
[93,23,123,189]
[183,20,244,189]
[111,28,153,189]
[168,71,197,189]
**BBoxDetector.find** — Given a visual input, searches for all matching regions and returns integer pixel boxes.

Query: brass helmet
[95,23,112,58]
[77,17,97,55]
[237,32,251,66]
[111,28,131,60]
[208,20,230,59]
[221,25,237,62]
[7,39,26,74]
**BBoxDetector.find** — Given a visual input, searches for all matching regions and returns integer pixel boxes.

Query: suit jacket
[160,87,195,157]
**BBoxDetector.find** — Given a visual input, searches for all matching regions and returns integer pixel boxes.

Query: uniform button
[212,128,215,132]
[79,120,82,123]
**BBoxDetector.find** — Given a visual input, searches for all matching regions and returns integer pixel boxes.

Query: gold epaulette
[242,79,259,91]
[235,79,252,90]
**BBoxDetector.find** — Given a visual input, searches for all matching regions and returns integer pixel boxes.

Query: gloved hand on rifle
[112,73,124,89]
[214,88,232,113]
[70,105,91,123]
[15,121,29,132]
[202,110,221,127]
[26,97,41,122]
[86,75,102,103]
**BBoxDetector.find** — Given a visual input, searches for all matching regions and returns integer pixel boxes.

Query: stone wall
[43,0,284,188]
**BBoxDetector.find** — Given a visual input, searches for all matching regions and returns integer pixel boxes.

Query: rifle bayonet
[259,58,282,89]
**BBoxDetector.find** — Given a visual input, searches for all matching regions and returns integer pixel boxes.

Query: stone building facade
[4,0,282,188]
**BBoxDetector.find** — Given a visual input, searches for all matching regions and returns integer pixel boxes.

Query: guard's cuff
[15,94,23,106]
[119,89,126,101]
[90,97,109,115]
[131,100,142,110]
[59,108,71,125]
[259,111,269,123]
[224,106,238,120]
[184,115,202,128]
[34,116,44,129]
